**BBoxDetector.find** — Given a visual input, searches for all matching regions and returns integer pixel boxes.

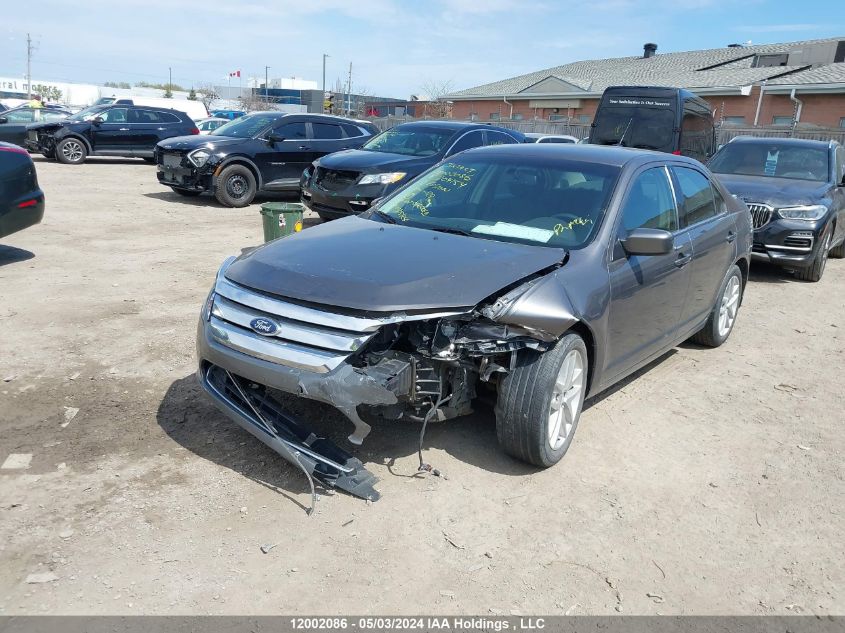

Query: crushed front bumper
[156,151,212,191]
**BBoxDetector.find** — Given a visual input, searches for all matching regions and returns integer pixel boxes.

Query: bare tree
[419,79,455,118]
[196,83,220,110]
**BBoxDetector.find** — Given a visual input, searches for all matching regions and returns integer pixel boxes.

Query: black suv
[300,121,524,220]
[708,137,845,282]
[25,104,199,164]
[154,112,378,207]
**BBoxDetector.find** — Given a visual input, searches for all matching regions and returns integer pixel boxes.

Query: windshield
[591,98,676,151]
[210,113,278,138]
[373,154,620,249]
[709,143,830,182]
[68,105,109,122]
[361,126,455,156]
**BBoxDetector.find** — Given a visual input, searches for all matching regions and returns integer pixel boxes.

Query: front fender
[483,273,578,339]
[211,155,264,189]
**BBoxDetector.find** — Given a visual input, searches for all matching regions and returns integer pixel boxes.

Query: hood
[715,173,830,207]
[157,135,244,151]
[316,148,435,174]
[26,121,66,132]
[224,216,566,312]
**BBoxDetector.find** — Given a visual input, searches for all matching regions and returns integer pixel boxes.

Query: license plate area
[162,153,182,168]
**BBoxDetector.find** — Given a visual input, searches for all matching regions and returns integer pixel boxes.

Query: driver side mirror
[266,133,285,144]
[0,116,7,124]
[621,228,674,256]
[92,116,104,125]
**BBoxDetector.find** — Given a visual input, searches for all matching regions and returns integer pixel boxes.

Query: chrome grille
[746,203,773,230]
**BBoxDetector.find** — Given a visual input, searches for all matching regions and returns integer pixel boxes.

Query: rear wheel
[794,225,832,282]
[691,264,743,347]
[495,333,588,467]
[170,187,202,197]
[55,138,87,165]
[214,164,256,208]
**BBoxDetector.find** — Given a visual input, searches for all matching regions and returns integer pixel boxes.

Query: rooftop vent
[727,43,744,48]
[643,43,657,58]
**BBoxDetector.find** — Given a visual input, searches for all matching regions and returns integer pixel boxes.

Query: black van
[588,86,716,162]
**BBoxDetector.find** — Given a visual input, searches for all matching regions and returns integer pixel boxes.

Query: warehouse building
[446,37,845,129]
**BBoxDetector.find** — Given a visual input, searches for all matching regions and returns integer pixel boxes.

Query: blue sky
[1,0,842,98]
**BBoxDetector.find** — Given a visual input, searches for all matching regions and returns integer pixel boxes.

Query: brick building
[446,37,845,129]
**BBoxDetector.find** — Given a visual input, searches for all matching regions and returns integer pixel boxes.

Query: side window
[837,147,845,183]
[680,111,709,159]
[312,122,343,140]
[5,108,35,123]
[273,121,307,139]
[485,131,518,146]
[128,109,162,123]
[99,108,128,123]
[449,130,485,155]
[41,110,67,122]
[620,167,678,233]
[341,123,364,138]
[712,185,728,214]
[673,166,717,226]
[156,111,180,123]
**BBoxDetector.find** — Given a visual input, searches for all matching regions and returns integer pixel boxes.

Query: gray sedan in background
[196,144,751,499]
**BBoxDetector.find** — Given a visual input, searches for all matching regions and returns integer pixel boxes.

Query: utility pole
[265,66,270,103]
[348,62,353,115]
[168,66,172,94]
[322,53,329,96]
[26,33,33,100]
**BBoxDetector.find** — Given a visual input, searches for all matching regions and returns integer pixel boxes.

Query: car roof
[728,136,838,149]
[457,142,702,168]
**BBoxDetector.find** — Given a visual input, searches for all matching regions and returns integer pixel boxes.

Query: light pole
[322,53,329,96]
[265,65,270,103]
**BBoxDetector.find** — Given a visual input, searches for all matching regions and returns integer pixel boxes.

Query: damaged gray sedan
[197,144,751,501]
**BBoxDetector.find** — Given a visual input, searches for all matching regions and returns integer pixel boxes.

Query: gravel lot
[0,157,843,615]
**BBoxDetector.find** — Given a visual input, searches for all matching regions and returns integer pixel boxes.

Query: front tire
[794,224,832,282]
[55,138,87,165]
[495,333,588,468]
[691,264,743,347]
[214,164,257,208]
[828,231,844,259]
[170,187,202,197]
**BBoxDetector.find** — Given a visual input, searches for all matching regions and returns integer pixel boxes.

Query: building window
[723,116,746,126]
[511,113,523,121]
[840,117,845,128]
[489,112,501,121]
[772,116,793,126]
[578,114,592,124]
[549,114,568,121]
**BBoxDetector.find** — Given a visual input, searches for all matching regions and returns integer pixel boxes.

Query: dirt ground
[0,157,843,616]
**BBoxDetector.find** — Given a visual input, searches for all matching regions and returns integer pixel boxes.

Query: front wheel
[691,264,743,347]
[495,333,588,467]
[794,225,832,282]
[214,164,257,208]
[55,138,87,165]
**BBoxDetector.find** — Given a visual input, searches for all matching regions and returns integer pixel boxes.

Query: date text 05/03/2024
[290,617,547,631]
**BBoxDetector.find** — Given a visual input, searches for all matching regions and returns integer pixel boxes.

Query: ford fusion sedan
[155,112,378,207]
[300,121,524,221]
[0,143,45,240]
[196,144,750,497]
[708,137,845,282]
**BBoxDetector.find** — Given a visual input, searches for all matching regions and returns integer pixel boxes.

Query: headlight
[201,291,216,321]
[777,205,827,221]
[359,172,406,185]
[189,149,211,168]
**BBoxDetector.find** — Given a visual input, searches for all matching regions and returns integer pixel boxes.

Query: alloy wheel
[717,275,741,338]
[548,349,585,450]
[62,140,84,162]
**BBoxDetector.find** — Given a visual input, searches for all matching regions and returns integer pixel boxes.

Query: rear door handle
[674,253,692,268]
[726,231,737,243]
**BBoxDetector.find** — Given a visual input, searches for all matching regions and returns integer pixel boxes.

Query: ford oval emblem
[249,317,279,336]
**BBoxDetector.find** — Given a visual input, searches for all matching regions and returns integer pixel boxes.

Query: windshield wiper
[370,209,397,224]
[427,226,472,237]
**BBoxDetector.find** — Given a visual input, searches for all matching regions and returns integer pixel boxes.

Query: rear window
[591,96,677,152]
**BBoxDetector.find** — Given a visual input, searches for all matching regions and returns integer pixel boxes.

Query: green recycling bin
[259,202,304,242]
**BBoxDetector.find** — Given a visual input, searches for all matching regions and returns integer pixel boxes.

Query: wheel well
[218,158,262,189]
[565,321,597,394]
[59,134,92,153]
[735,257,749,288]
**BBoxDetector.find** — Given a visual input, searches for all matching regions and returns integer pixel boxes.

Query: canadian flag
[229,70,241,78]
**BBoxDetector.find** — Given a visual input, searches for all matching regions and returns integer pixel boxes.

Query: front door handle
[726,231,737,243]
[119,127,130,131]
[674,253,692,268]
[299,145,310,150]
